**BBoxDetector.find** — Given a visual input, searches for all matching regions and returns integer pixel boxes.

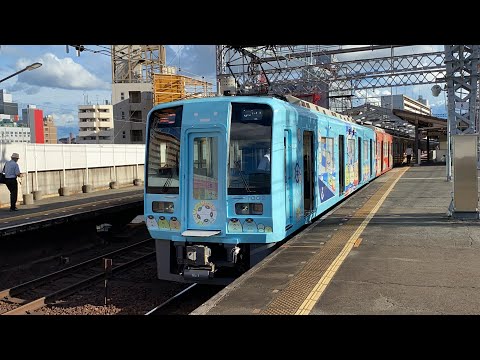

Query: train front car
[145,97,283,284]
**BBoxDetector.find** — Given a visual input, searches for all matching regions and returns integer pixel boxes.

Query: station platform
[0,186,143,237]
[192,165,480,315]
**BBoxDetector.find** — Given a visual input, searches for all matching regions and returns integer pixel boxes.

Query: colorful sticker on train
[318,136,336,202]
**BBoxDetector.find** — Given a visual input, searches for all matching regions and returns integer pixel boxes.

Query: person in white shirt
[405,147,413,165]
[3,152,24,211]
[257,149,271,172]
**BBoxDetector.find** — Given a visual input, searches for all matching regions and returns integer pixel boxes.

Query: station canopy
[342,104,447,138]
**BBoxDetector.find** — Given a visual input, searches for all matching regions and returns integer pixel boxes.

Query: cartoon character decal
[344,127,358,194]
[169,217,180,230]
[146,215,159,229]
[228,219,273,233]
[193,201,217,225]
[227,218,243,232]
[243,218,258,232]
[296,207,302,221]
[318,136,336,202]
[158,216,170,230]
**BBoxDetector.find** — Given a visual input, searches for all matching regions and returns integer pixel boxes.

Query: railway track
[145,283,223,315]
[0,238,155,315]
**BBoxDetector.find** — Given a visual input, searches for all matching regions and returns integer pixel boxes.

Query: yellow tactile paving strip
[261,168,409,315]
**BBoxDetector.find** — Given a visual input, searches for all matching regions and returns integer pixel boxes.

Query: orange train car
[373,127,393,175]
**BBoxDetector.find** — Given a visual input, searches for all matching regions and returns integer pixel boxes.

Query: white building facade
[0,125,30,143]
[380,94,431,115]
[77,103,114,144]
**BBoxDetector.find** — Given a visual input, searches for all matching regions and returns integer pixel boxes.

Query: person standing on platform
[405,146,413,165]
[4,153,24,211]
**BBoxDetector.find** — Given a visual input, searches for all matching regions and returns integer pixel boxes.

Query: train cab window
[228,103,272,195]
[146,106,182,194]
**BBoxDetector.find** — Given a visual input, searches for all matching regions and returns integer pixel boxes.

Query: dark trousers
[406,155,412,165]
[5,178,18,210]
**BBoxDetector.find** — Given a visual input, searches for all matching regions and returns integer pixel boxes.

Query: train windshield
[146,106,182,194]
[228,103,272,195]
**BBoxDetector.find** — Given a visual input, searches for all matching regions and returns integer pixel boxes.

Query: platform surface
[193,166,480,315]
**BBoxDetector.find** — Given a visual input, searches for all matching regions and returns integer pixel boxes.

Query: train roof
[150,95,361,127]
[282,95,356,124]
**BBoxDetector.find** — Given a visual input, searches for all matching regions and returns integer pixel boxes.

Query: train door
[381,141,384,172]
[386,142,389,168]
[284,130,292,228]
[303,131,314,214]
[370,139,373,177]
[339,135,345,195]
[358,137,362,183]
[185,131,226,233]
[389,142,393,168]
[376,139,381,174]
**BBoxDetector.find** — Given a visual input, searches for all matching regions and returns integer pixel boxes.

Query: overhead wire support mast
[444,45,480,180]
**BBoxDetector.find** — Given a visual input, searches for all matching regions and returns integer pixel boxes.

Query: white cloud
[15,53,110,91]
[50,112,77,126]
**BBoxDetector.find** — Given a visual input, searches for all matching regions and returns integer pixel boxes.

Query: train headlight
[152,201,174,213]
[235,203,263,215]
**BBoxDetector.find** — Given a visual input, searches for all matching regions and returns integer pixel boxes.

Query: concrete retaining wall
[0,143,146,208]
[0,164,145,207]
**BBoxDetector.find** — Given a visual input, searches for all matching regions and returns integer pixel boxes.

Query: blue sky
[0,45,446,138]
[0,45,216,137]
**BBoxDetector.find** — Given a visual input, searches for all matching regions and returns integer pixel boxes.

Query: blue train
[144,95,392,284]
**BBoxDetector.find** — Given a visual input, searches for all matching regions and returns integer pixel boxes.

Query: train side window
[320,137,334,175]
[193,137,218,200]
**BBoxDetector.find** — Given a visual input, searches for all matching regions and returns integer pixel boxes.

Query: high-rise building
[112,83,153,143]
[111,45,165,144]
[0,90,28,143]
[77,103,114,144]
[43,115,57,144]
[0,89,19,123]
[21,104,44,143]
